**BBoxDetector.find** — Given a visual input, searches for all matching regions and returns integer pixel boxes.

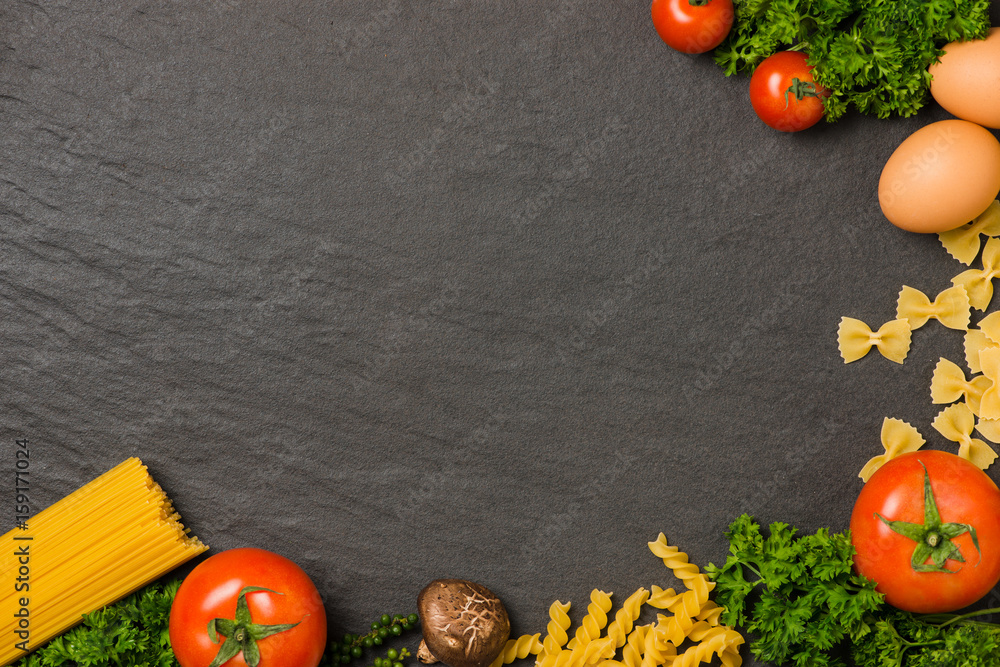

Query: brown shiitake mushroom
[416,579,511,667]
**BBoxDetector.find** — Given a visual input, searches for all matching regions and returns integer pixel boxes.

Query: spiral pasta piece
[646,585,678,610]
[719,646,742,667]
[639,616,678,667]
[532,535,744,667]
[694,601,723,626]
[647,534,714,607]
[489,634,545,667]
[566,590,613,650]
[620,624,648,667]
[541,600,572,656]
[605,587,649,648]
[670,627,744,667]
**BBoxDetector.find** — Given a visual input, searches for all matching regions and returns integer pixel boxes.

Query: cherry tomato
[169,548,327,667]
[850,450,1000,613]
[651,0,734,55]
[748,51,829,132]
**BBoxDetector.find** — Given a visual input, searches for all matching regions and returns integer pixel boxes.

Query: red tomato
[850,450,1000,613]
[170,548,327,667]
[748,51,829,132]
[651,0,734,55]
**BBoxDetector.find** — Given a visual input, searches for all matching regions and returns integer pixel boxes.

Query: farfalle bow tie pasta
[858,418,925,482]
[841,213,1000,477]
[896,284,971,330]
[952,237,1000,311]
[837,317,911,363]
[930,357,991,414]
[939,199,1000,265]
[932,402,999,470]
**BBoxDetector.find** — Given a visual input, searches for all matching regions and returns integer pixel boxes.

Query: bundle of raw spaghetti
[0,457,207,665]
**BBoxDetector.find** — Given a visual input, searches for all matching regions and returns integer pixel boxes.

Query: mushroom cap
[417,579,511,667]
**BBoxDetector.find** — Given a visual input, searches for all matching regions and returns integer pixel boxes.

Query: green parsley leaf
[714,0,992,120]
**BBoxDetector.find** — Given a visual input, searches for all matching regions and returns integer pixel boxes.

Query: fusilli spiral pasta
[605,587,649,648]
[489,634,545,667]
[566,590,612,650]
[669,627,743,667]
[541,600,572,656]
[620,623,648,667]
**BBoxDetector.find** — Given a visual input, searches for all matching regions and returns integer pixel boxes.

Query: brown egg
[878,119,1000,233]
[930,28,1000,129]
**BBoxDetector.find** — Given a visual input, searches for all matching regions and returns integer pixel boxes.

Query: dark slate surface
[5,2,1000,665]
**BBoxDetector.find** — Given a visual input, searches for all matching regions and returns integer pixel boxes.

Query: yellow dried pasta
[566,590,613,650]
[932,402,999,470]
[858,417,925,482]
[541,601,572,656]
[978,347,1000,419]
[620,624,648,667]
[896,284,970,330]
[965,328,997,374]
[490,634,545,667]
[952,237,1000,311]
[837,317,911,364]
[647,534,714,613]
[670,627,744,667]
[939,199,1000,265]
[930,357,991,414]
[526,537,742,667]
[605,588,649,649]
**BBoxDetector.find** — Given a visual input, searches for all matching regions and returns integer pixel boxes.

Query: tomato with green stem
[749,51,829,132]
[850,450,1000,613]
[169,548,327,667]
[651,0,734,55]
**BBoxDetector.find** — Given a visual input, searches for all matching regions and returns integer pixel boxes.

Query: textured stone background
[4,2,1000,665]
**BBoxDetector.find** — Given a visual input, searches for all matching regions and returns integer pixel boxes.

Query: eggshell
[930,28,1000,129]
[878,119,1000,234]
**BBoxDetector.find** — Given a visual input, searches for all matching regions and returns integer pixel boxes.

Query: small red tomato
[169,548,327,667]
[850,450,1000,613]
[651,0,734,55]
[748,51,829,132]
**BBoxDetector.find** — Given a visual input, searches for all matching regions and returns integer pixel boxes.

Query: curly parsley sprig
[713,0,992,121]
[708,514,1000,667]
[705,514,883,667]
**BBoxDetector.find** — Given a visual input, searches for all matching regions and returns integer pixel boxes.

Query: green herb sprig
[713,0,992,121]
[12,578,181,667]
[705,514,883,667]
[707,514,1000,667]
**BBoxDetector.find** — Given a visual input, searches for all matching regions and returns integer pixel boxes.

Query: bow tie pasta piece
[858,417,925,482]
[896,284,971,330]
[930,357,991,414]
[939,200,1000,265]
[932,402,999,470]
[978,347,1000,420]
[952,237,1000,311]
[965,328,999,374]
[978,311,1000,345]
[976,417,1000,444]
[837,317,911,363]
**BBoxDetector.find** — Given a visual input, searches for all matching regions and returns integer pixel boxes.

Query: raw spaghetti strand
[0,458,206,666]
